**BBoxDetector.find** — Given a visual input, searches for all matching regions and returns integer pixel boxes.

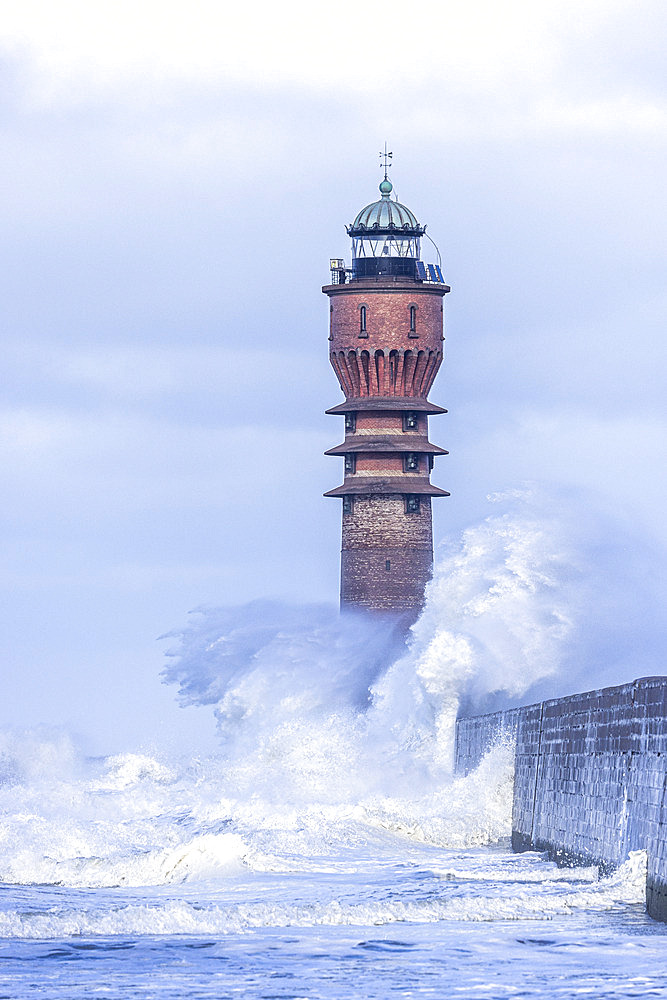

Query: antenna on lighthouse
[379,142,393,180]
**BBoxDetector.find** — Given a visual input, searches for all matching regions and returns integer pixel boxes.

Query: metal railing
[328,258,445,284]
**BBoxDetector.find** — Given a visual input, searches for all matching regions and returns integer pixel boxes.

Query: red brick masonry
[323,276,450,617]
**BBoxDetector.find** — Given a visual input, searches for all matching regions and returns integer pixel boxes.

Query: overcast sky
[2,0,666,753]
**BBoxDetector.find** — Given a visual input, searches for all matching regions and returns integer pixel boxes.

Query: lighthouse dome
[348,179,423,235]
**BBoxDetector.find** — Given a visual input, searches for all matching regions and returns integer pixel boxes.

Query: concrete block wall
[455,677,667,921]
[510,702,543,853]
[454,706,527,776]
[637,680,667,921]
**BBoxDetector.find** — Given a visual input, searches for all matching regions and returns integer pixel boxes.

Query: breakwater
[455,676,667,921]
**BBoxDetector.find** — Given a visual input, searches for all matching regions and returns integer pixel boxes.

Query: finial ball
[379,178,393,197]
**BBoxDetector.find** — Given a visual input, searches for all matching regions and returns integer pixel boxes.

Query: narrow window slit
[359,305,368,337]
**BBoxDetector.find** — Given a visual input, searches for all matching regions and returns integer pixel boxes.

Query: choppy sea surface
[2,503,665,996]
[0,741,664,999]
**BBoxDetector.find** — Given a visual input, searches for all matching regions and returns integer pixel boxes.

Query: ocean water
[0,739,663,999]
[1,737,664,999]
[2,500,665,997]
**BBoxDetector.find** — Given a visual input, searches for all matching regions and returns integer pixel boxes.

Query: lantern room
[346,177,425,280]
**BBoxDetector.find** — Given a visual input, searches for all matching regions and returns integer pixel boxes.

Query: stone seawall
[455,707,527,777]
[454,677,667,922]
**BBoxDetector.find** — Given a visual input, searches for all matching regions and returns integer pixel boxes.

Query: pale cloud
[537,96,667,137]
[1,0,665,750]
[4,342,311,404]
[461,408,667,547]
[0,406,330,509]
[0,1,564,88]
[0,0,650,106]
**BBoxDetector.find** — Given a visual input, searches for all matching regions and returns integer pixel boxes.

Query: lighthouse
[323,162,450,621]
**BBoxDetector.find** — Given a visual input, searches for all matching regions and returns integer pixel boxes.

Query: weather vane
[379,142,393,180]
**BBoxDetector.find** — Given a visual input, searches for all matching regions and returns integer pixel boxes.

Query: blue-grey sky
[2,0,666,752]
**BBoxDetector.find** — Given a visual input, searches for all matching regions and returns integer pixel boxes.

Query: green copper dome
[348,179,423,235]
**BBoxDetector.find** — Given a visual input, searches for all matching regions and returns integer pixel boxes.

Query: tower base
[340,494,433,621]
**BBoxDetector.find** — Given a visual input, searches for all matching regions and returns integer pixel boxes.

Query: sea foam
[0,495,578,890]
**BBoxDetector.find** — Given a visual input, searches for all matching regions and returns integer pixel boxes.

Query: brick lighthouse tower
[323,161,450,621]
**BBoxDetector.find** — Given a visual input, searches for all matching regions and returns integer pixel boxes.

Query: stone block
[455,676,667,921]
